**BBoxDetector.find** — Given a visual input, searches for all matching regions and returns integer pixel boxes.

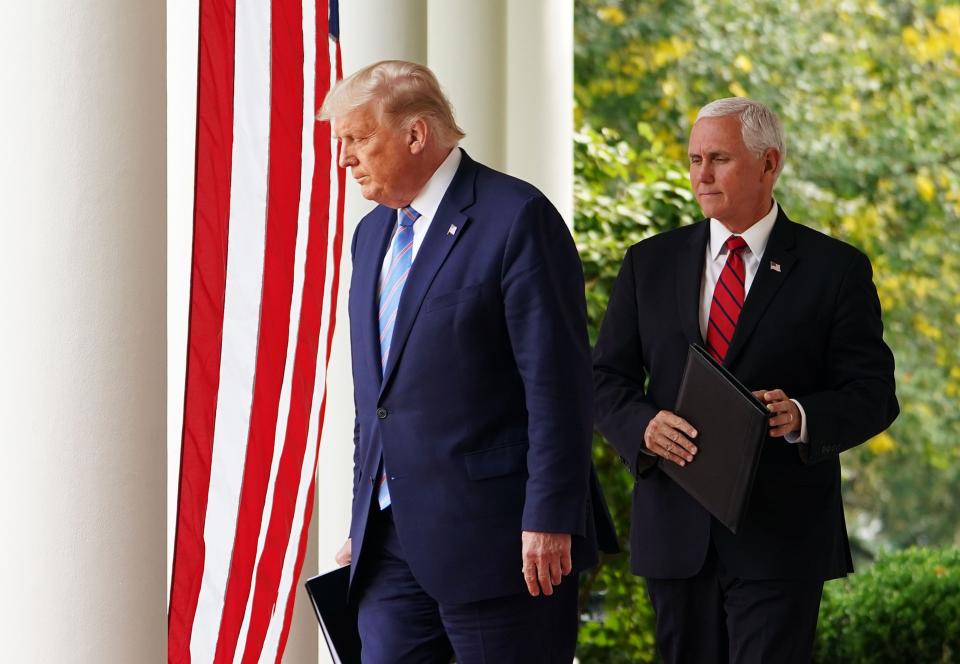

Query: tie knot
[725,235,747,254]
[399,206,421,228]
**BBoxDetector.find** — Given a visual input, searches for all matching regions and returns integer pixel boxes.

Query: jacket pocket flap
[425,284,481,312]
[464,442,529,480]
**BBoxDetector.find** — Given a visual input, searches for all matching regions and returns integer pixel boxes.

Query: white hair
[696,97,786,178]
[318,60,465,148]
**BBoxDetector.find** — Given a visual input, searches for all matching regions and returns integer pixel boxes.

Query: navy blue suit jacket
[347,150,601,604]
[594,209,898,581]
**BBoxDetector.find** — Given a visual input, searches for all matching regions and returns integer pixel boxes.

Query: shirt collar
[403,146,462,222]
[708,199,779,260]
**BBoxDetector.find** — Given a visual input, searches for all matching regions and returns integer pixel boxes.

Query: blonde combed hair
[318,60,465,148]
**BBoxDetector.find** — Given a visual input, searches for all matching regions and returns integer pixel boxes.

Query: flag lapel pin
[447,224,458,236]
[770,261,781,272]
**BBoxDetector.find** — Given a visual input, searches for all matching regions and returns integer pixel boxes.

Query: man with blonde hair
[594,97,898,662]
[320,60,614,663]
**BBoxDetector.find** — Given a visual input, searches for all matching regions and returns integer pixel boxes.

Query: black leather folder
[662,344,769,533]
[304,566,361,664]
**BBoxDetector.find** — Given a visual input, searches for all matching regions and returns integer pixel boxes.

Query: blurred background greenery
[572,1,960,660]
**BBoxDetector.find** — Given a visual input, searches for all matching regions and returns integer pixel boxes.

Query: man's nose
[338,150,353,169]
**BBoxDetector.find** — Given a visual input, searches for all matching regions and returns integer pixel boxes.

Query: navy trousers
[645,542,824,664]
[353,507,579,664]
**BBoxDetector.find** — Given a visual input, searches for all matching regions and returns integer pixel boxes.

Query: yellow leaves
[840,214,860,237]
[839,204,886,247]
[916,172,937,202]
[734,54,753,73]
[909,276,938,301]
[603,37,693,83]
[873,255,899,311]
[597,6,626,26]
[913,314,943,341]
[902,26,921,47]
[949,367,960,398]
[936,6,960,36]
[729,81,749,98]
[912,402,934,420]
[651,38,693,68]
[903,6,960,63]
[868,432,896,455]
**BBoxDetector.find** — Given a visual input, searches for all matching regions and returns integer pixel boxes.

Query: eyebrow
[688,150,731,159]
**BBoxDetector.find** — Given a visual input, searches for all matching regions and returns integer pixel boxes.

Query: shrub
[815,547,960,663]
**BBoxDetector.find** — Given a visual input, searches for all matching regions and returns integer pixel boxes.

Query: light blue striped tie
[376,205,419,509]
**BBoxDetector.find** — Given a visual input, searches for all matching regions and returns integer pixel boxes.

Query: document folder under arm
[662,344,769,533]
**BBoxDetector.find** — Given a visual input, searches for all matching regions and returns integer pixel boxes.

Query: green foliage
[578,545,659,663]
[574,124,700,341]
[815,547,960,663]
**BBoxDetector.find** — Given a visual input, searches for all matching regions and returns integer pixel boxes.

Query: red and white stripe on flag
[168,0,344,662]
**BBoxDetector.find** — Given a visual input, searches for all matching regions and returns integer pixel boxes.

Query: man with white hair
[594,97,898,662]
[319,60,615,663]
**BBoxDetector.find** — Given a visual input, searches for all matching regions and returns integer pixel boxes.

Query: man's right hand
[644,410,698,466]
[335,538,351,567]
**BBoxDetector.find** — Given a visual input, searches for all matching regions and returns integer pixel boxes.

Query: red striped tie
[706,235,748,363]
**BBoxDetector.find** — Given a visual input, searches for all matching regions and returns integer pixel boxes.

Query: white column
[428,0,507,170]
[0,2,166,662]
[305,3,430,663]
[506,0,575,226]
[425,0,573,226]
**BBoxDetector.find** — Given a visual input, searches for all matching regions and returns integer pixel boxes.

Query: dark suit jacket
[593,208,898,581]
[347,150,610,605]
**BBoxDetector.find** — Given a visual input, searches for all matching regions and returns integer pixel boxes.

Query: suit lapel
[675,221,709,346]
[358,206,396,384]
[724,209,797,368]
[379,150,477,396]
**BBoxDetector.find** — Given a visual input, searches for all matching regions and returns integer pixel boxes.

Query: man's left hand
[753,388,801,437]
[521,531,572,597]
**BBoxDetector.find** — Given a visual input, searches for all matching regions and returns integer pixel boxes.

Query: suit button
[376,407,388,419]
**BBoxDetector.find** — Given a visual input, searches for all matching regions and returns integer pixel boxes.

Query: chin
[698,205,720,220]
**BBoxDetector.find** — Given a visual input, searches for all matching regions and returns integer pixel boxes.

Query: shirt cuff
[785,399,808,444]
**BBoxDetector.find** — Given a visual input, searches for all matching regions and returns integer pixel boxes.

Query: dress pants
[354,506,579,664]
[645,542,823,664]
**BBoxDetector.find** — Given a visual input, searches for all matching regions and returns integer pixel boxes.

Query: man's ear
[408,118,428,155]
[763,148,781,177]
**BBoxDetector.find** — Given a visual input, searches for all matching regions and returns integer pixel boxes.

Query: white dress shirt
[377,147,462,293]
[699,200,808,444]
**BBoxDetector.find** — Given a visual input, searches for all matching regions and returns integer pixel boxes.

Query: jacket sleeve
[501,195,592,536]
[592,247,660,477]
[797,251,899,464]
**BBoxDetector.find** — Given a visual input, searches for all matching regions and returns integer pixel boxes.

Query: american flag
[168,0,344,661]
